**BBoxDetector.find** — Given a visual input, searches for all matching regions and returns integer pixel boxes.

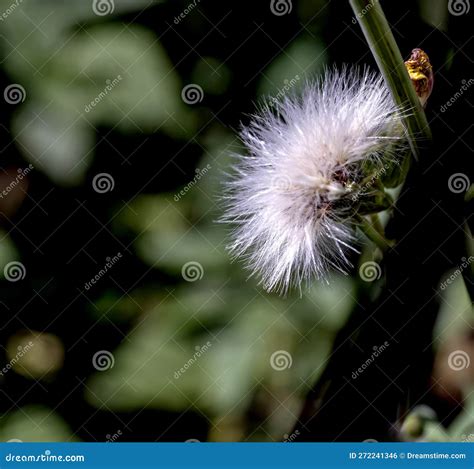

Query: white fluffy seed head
[222,67,408,295]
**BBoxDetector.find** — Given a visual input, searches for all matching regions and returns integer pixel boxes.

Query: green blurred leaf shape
[0,230,20,278]
[257,36,328,98]
[191,57,231,95]
[119,194,227,274]
[5,9,195,185]
[434,274,473,345]
[0,406,76,442]
[84,291,299,415]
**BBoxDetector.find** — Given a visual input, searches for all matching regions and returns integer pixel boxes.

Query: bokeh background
[0,0,472,442]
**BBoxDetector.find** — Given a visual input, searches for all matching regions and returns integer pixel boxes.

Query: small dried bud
[404,48,434,108]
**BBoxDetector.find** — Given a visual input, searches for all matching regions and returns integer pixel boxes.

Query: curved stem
[357,214,394,251]
[349,0,432,160]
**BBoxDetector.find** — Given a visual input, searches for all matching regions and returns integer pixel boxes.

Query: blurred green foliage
[0,0,472,443]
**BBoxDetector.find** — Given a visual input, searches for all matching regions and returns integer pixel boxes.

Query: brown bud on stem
[404,48,434,108]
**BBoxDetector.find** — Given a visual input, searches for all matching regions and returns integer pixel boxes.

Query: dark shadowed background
[0,0,472,442]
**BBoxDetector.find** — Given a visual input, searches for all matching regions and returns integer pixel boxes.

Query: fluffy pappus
[222,67,408,294]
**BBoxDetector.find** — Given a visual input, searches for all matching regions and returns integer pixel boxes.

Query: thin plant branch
[349,0,432,160]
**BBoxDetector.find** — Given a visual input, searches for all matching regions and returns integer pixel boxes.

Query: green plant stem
[357,214,394,251]
[349,0,432,160]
